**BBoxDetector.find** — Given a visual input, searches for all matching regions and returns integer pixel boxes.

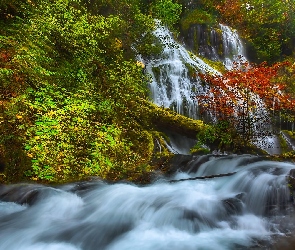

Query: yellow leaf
[27,153,33,158]
[136,61,145,68]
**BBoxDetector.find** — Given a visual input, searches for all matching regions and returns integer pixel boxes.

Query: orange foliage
[216,0,245,26]
[198,61,295,122]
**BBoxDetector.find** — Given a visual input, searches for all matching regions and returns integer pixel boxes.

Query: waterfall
[219,24,247,70]
[145,22,279,153]
[145,22,248,120]
[145,21,219,119]
[0,155,294,249]
[183,23,247,69]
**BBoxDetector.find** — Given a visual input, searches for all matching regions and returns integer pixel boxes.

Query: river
[0,155,294,249]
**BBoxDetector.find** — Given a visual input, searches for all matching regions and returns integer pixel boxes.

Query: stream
[0,155,295,249]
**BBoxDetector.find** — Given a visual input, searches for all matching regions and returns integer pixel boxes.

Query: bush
[150,0,182,28]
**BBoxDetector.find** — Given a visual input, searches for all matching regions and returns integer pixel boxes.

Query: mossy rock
[132,98,207,139]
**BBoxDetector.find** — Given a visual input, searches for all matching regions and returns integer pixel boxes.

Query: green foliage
[195,120,237,152]
[150,0,182,28]
[180,9,216,31]
[0,0,163,183]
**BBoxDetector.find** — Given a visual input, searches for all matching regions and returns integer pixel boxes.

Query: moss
[283,130,295,137]
[184,62,197,78]
[278,133,291,154]
[150,131,173,159]
[201,57,226,73]
[132,98,207,139]
[152,66,161,81]
[190,146,210,155]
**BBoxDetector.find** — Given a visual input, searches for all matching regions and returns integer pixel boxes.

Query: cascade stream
[145,22,279,153]
[0,155,295,249]
[145,22,245,119]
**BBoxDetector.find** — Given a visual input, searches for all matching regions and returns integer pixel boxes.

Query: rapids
[0,155,295,249]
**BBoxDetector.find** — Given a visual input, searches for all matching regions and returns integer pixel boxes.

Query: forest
[1,0,295,184]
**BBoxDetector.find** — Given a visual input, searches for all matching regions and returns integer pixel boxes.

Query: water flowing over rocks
[145,21,282,154]
[181,23,246,69]
[0,155,295,249]
[145,21,219,119]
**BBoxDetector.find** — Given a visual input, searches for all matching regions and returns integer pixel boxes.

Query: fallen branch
[169,172,237,183]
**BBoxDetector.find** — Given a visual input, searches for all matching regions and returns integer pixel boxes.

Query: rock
[287,169,295,202]
[164,154,194,176]
[0,184,43,205]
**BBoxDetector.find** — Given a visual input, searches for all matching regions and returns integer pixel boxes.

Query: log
[169,172,237,183]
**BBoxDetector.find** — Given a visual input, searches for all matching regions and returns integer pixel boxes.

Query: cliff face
[181,24,224,61]
[180,23,247,70]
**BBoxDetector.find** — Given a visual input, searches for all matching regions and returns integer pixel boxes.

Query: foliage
[198,61,295,144]
[194,120,237,152]
[150,0,182,28]
[180,8,216,31]
[214,0,295,62]
[0,0,165,183]
[8,86,142,182]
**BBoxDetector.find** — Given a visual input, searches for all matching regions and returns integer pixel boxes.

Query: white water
[0,155,294,249]
[145,22,247,119]
[146,22,278,153]
[219,24,247,70]
[145,21,219,119]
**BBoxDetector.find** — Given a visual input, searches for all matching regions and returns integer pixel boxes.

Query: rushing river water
[0,155,295,250]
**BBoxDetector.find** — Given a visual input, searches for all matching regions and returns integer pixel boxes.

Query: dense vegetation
[177,0,295,153]
[0,0,184,183]
[1,0,295,183]
[179,0,295,63]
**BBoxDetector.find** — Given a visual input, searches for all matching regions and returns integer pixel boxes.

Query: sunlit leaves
[0,0,161,183]
[150,0,182,28]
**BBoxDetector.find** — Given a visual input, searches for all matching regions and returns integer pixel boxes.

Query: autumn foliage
[198,61,295,139]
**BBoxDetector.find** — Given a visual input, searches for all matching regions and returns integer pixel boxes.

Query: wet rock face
[181,24,224,61]
[164,154,194,175]
[287,169,295,193]
[0,184,42,205]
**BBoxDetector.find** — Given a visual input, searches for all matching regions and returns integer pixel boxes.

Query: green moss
[151,131,172,159]
[201,57,226,73]
[190,146,210,155]
[152,66,161,81]
[132,98,207,137]
[283,130,295,137]
[278,133,291,154]
[184,62,197,78]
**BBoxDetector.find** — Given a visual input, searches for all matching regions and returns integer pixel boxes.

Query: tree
[150,0,182,28]
[198,61,295,143]
[213,0,295,62]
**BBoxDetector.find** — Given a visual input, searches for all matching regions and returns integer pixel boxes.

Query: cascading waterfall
[145,22,248,120]
[146,22,278,153]
[0,155,295,249]
[219,24,247,70]
[145,21,219,119]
